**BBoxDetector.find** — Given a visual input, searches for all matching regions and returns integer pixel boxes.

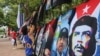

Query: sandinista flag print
[38,18,58,56]
[35,26,46,56]
[69,0,100,56]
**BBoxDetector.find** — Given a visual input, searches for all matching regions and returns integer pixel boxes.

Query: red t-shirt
[12,31,16,39]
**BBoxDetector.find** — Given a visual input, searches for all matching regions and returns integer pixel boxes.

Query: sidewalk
[0,38,25,56]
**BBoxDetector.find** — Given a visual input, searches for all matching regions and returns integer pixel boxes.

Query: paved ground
[0,38,25,56]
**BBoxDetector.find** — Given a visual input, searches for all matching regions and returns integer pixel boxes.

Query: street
[0,38,25,56]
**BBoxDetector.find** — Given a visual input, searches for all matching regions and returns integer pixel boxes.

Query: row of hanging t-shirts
[33,0,100,56]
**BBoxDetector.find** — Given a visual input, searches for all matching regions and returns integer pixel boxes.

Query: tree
[0,0,41,30]
[0,0,84,30]
[0,8,4,26]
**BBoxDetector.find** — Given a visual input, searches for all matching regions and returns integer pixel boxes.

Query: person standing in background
[12,30,17,49]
